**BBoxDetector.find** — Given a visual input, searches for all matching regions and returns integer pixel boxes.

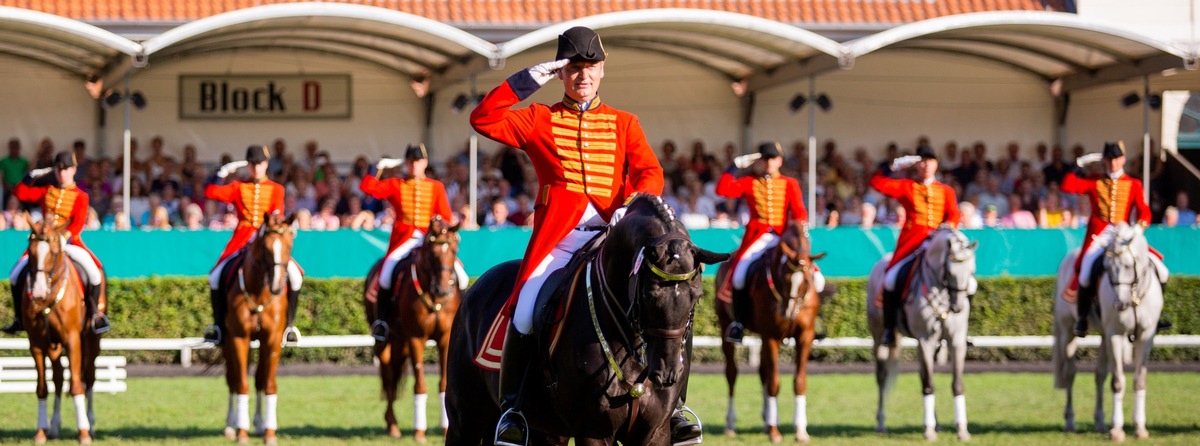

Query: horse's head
[24,214,67,300]
[252,212,296,295]
[925,225,977,312]
[609,195,729,389]
[777,222,825,299]
[420,215,462,297]
[1103,222,1150,309]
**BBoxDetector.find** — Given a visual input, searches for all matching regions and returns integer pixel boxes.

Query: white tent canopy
[0,6,139,79]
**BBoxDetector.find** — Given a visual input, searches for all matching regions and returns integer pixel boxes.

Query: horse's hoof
[876,424,887,434]
[34,430,47,445]
[957,429,971,441]
[79,430,93,445]
[724,429,736,437]
[1096,423,1108,434]
[225,426,236,440]
[1065,421,1076,433]
[415,430,427,443]
[1110,429,1126,443]
[1135,427,1149,439]
[796,431,811,443]
[238,429,251,444]
[263,430,278,446]
[387,424,401,438]
[766,425,783,443]
[924,428,938,442]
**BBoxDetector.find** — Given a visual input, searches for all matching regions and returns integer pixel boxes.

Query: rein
[406,236,456,313]
[237,228,290,315]
[1104,244,1155,341]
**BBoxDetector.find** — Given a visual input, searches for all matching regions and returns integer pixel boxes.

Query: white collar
[921,177,936,186]
[1108,170,1123,181]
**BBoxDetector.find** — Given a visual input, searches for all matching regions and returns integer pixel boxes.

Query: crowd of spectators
[0,135,1195,233]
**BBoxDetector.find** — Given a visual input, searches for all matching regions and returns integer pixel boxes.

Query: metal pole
[807,75,817,226]
[1142,75,1151,204]
[122,76,132,229]
[468,74,479,228]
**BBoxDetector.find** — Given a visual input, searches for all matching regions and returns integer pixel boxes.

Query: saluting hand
[891,155,921,171]
[28,167,52,178]
[1076,153,1103,168]
[529,59,570,86]
[217,160,248,179]
[376,158,403,171]
[733,153,761,169]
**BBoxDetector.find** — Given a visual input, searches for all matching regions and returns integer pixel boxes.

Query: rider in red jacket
[869,146,964,345]
[470,26,700,446]
[1061,141,1168,337]
[4,151,109,334]
[202,146,304,345]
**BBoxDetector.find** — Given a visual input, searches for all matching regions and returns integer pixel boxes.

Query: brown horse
[363,216,462,441]
[18,215,101,445]
[220,212,296,445]
[715,223,824,443]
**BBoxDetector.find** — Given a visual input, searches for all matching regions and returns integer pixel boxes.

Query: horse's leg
[63,328,92,445]
[48,346,63,440]
[1053,311,1078,432]
[794,328,815,443]
[83,332,99,431]
[758,337,782,443]
[377,337,400,438]
[437,330,451,431]
[949,331,971,441]
[222,342,239,440]
[721,329,738,436]
[257,324,283,446]
[1132,337,1150,439]
[408,336,429,444]
[917,338,939,441]
[1107,331,1126,442]
[32,344,50,444]
[227,335,252,444]
[1094,334,1109,434]
[874,340,892,434]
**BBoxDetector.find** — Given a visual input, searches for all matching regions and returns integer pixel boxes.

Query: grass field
[0,371,1197,445]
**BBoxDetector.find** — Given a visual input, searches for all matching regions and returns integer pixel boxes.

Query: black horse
[446,195,728,445]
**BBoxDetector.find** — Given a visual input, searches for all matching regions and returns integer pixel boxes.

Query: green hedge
[0,276,1196,364]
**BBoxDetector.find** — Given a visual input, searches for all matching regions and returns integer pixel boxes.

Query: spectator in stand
[977,176,1008,216]
[1043,145,1071,186]
[952,149,978,188]
[959,201,983,229]
[783,140,806,174]
[860,201,877,229]
[268,138,287,179]
[182,203,204,230]
[1034,142,1050,170]
[509,193,533,226]
[496,145,527,196]
[312,198,340,230]
[840,196,864,227]
[1174,191,1196,226]
[294,208,314,231]
[999,194,1037,229]
[660,140,681,186]
[1163,206,1179,228]
[982,204,1000,227]
[145,206,172,230]
[72,140,89,185]
[1039,188,1072,228]
[1,138,28,203]
[34,137,54,169]
[972,141,994,172]
[484,197,513,228]
[940,141,959,177]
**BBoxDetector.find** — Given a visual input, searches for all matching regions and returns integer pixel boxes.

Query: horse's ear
[811,252,827,261]
[968,240,979,251]
[22,212,35,231]
[283,212,297,226]
[694,247,731,265]
[450,220,462,232]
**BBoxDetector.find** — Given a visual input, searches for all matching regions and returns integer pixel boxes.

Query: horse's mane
[626,194,675,224]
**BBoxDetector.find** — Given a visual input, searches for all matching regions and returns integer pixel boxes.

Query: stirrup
[283,326,302,347]
[494,408,529,446]
[370,320,389,342]
[723,322,745,345]
[203,325,223,345]
[671,406,704,446]
[91,313,111,334]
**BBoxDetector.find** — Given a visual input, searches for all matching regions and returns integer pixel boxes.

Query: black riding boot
[204,287,226,344]
[725,284,748,344]
[86,283,110,334]
[495,325,533,446]
[881,285,900,346]
[670,328,702,446]
[1074,261,1103,338]
[284,288,301,345]
[2,274,24,334]
[1157,280,1173,332]
[371,286,393,342]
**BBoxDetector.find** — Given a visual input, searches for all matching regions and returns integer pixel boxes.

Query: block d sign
[179,74,351,119]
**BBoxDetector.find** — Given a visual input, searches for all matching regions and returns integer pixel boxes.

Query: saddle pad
[218,252,246,292]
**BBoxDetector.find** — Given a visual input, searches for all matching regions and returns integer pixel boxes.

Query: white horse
[1052,222,1163,441]
[867,227,977,441]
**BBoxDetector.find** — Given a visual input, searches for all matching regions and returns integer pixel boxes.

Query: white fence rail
[1,335,1197,368]
[0,356,127,393]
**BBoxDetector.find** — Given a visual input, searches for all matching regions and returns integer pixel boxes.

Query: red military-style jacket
[14,181,101,266]
[470,71,664,315]
[1060,171,1154,272]
[869,170,960,269]
[715,171,807,287]
[206,178,285,264]
[360,174,452,254]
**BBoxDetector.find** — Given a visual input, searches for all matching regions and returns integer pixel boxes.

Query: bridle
[239,224,291,314]
[407,225,460,312]
[587,231,701,399]
[1104,238,1151,310]
[921,231,974,321]
[765,239,813,312]
[25,231,68,315]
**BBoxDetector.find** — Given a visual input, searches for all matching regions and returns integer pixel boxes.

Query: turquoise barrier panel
[0,227,1195,279]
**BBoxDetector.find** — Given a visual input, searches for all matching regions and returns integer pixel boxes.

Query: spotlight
[815,93,832,111]
[1121,92,1141,108]
[789,94,806,113]
[451,94,469,114]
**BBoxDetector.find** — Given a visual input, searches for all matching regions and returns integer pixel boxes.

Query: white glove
[528,59,570,86]
[891,155,922,171]
[610,206,628,226]
[733,153,762,169]
[29,167,52,178]
[217,160,248,179]
[376,158,402,171]
[1076,153,1103,167]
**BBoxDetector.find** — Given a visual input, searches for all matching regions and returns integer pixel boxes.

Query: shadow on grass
[0,425,449,442]
[709,421,1199,439]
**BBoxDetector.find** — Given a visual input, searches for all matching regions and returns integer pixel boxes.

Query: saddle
[533,229,608,357]
[217,251,247,294]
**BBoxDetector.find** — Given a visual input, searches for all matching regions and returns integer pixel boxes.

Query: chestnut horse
[220,213,296,445]
[363,216,462,441]
[715,223,824,443]
[18,216,101,445]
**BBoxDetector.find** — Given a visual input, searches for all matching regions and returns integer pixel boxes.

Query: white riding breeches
[512,204,605,335]
[732,233,826,293]
[885,245,978,295]
[379,230,424,290]
[1078,226,1169,287]
[9,244,102,286]
[208,256,303,291]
